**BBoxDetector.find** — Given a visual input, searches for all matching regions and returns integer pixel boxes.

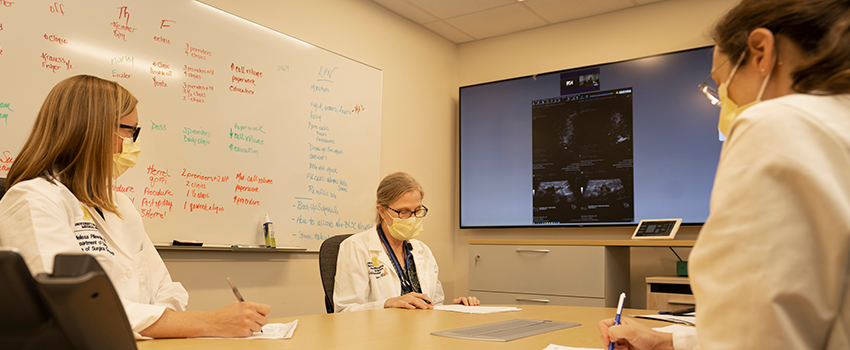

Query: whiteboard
[0,0,381,251]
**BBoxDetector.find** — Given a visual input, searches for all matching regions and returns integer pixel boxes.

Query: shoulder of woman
[732,94,845,140]
[5,177,68,201]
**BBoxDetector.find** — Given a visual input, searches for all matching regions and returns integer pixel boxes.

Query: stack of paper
[631,314,696,326]
[433,305,521,314]
[543,345,600,350]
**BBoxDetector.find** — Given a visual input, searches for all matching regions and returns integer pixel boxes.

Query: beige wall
[162,0,740,318]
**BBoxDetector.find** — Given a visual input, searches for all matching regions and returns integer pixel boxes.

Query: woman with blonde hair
[0,75,270,338]
[598,0,850,349]
[333,172,479,312]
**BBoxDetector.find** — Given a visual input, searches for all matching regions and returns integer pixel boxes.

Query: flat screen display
[459,46,721,228]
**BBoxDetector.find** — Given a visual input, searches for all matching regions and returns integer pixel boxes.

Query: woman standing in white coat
[0,75,270,338]
[597,0,850,349]
[333,172,479,312]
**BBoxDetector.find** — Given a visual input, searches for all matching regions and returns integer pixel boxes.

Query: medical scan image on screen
[531,89,634,224]
[460,46,721,228]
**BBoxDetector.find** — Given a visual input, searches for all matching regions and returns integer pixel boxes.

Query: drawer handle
[668,300,696,306]
[516,298,550,303]
[515,249,550,253]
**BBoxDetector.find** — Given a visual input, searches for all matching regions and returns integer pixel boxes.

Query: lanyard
[377,226,415,294]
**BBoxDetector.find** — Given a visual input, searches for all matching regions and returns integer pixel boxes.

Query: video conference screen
[460,46,721,228]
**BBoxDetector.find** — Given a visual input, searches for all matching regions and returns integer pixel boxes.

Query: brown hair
[712,0,850,94]
[7,75,138,215]
[374,172,424,227]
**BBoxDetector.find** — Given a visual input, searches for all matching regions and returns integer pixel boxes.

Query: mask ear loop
[754,50,778,101]
[724,52,747,87]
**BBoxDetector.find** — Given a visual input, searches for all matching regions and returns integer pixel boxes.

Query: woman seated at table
[0,75,270,338]
[334,172,479,312]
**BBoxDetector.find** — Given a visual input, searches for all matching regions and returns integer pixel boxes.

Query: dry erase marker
[608,292,626,350]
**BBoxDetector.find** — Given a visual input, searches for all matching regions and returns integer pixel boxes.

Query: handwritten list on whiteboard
[0,0,382,251]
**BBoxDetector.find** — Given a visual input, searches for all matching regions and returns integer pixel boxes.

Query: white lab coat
[0,177,188,333]
[333,228,445,312]
[674,94,850,349]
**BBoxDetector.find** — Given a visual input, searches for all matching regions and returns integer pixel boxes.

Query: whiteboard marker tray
[431,319,580,342]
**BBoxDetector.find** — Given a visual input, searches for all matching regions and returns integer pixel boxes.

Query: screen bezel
[459,45,715,229]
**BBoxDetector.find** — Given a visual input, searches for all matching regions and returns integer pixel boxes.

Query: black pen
[671,307,695,316]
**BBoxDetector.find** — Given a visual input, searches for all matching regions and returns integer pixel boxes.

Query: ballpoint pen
[226,277,245,302]
[226,277,262,333]
[609,292,626,350]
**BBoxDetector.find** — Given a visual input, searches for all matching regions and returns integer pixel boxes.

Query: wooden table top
[136,304,681,350]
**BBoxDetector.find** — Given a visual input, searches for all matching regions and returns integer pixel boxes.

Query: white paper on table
[190,319,298,340]
[542,344,601,350]
[541,324,696,350]
[433,305,521,314]
[652,324,696,333]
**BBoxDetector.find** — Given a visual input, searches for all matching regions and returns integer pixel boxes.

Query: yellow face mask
[717,53,774,137]
[113,135,141,177]
[386,214,424,241]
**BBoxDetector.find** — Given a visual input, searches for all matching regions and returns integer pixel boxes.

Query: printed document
[190,319,298,340]
[433,305,521,314]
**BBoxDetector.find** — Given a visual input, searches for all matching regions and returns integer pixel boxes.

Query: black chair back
[0,250,137,350]
[319,233,354,313]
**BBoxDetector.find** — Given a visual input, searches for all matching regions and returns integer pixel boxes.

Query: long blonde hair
[374,172,424,227]
[7,75,137,215]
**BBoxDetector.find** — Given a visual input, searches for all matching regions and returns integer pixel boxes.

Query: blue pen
[609,292,626,350]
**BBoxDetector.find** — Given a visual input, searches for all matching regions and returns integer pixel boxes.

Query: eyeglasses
[698,47,746,107]
[386,205,428,219]
[118,124,141,142]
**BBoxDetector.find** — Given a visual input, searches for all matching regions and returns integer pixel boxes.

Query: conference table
[136,305,681,350]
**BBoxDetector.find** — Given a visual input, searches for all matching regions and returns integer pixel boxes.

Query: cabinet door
[469,245,606,298]
[472,291,607,307]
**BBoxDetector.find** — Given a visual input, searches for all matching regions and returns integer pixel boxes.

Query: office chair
[319,233,354,313]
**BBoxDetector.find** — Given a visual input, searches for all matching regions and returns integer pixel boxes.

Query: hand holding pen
[384,292,434,309]
[221,277,272,335]
[597,293,674,350]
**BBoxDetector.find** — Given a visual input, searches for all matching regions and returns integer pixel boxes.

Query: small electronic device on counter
[631,218,682,240]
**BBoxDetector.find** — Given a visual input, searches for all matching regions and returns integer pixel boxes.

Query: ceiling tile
[446,3,548,39]
[423,21,476,43]
[372,0,439,24]
[409,0,517,19]
[522,0,636,23]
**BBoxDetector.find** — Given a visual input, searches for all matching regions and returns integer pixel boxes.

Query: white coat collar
[51,179,134,262]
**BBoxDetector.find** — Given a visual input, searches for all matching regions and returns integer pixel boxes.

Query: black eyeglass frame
[697,46,747,107]
[118,124,141,142]
[386,205,428,219]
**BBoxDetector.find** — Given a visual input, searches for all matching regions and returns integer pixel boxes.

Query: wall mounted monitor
[460,46,721,228]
